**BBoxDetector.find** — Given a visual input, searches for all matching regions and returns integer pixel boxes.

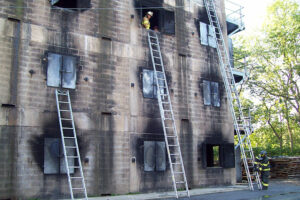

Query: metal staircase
[147,31,190,198]
[55,89,88,199]
[203,0,262,191]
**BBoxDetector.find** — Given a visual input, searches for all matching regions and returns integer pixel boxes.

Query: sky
[242,0,275,32]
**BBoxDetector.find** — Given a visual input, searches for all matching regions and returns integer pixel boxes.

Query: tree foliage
[233,0,300,156]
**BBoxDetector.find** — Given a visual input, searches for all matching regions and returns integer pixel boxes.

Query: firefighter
[254,150,270,190]
[142,11,153,29]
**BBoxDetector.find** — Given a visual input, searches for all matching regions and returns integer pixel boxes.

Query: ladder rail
[56,90,74,199]
[154,33,190,197]
[147,31,190,198]
[56,89,88,199]
[203,0,261,190]
[147,32,178,198]
[66,91,89,199]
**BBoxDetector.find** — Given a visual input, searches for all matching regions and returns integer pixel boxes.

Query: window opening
[50,0,91,9]
[144,141,166,172]
[138,4,175,34]
[206,144,220,167]
[47,52,77,89]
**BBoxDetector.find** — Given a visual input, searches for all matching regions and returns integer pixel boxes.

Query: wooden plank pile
[241,157,300,180]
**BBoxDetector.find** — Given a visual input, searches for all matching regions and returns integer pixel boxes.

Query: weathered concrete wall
[0,0,234,199]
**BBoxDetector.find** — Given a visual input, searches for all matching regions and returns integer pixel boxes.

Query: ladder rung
[58,101,69,103]
[62,127,73,129]
[164,118,172,120]
[65,146,76,148]
[167,135,177,138]
[69,166,80,168]
[176,181,185,184]
[64,137,75,139]
[155,63,162,66]
[70,176,82,179]
[72,187,85,190]
[153,56,161,59]
[151,43,158,46]
[172,162,181,165]
[61,118,72,120]
[169,145,178,147]
[170,154,180,156]
[174,172,184,174]
[149,36,157,39]
[67,156,79,158]
[60,110,70,112]
[165,127,173,129]
[57,93,68,96]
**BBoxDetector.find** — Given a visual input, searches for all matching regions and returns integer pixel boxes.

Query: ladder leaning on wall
[203,0,262,191]
[147,31,190,198]
[55,89,88,199]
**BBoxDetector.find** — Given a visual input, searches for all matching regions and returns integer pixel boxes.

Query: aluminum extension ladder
[147,31,190,198]
[203,0,262,191]
[55,89,88,199]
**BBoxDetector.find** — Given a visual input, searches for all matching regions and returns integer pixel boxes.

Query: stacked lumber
[241,157,300,180]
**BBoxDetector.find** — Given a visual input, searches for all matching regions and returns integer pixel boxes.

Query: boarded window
[203,80,220,107]
[144,141,166,172]
[156,141,166,171]
[203,80,211,105]
[144,141,156,171]
[44,138,74,174]
[211,82,220,107]
[220,143,235,168]
[200,22,216,48]
[47,53,77,89]
[143,69,165,99]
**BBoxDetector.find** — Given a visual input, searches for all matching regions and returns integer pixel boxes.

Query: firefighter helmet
[147,11,153,17]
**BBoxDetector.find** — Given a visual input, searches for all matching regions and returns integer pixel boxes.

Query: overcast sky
[243,0,274,31]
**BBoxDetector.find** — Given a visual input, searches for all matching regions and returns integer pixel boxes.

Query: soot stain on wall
[29,118,85,172]
[129,118,171,192]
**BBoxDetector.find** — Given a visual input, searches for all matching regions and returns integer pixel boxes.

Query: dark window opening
[137,4,175,35]
[47,52,77,89]
[206,144,220,167]
[44,138,75,174]
[202,143,235,168]
[50,0,91,10]
[203,80,220,107]
[142,69,165,99]
[144,141,166,172]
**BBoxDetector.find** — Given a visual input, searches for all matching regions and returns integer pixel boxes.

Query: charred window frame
[50,0,91,10]
[46,52,77,89]
[44,138,75,174]
[202,143,235,168]
[142,69,165,99]
[200,22,217,48]
[144,141,166,172]
[203,80,220,107]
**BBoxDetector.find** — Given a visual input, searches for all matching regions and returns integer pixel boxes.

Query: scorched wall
[0,0,235,199]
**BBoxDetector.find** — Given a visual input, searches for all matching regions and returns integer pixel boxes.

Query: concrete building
[0,0,244,199]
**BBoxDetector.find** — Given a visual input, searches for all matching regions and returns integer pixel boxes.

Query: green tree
[233,0,300,155]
